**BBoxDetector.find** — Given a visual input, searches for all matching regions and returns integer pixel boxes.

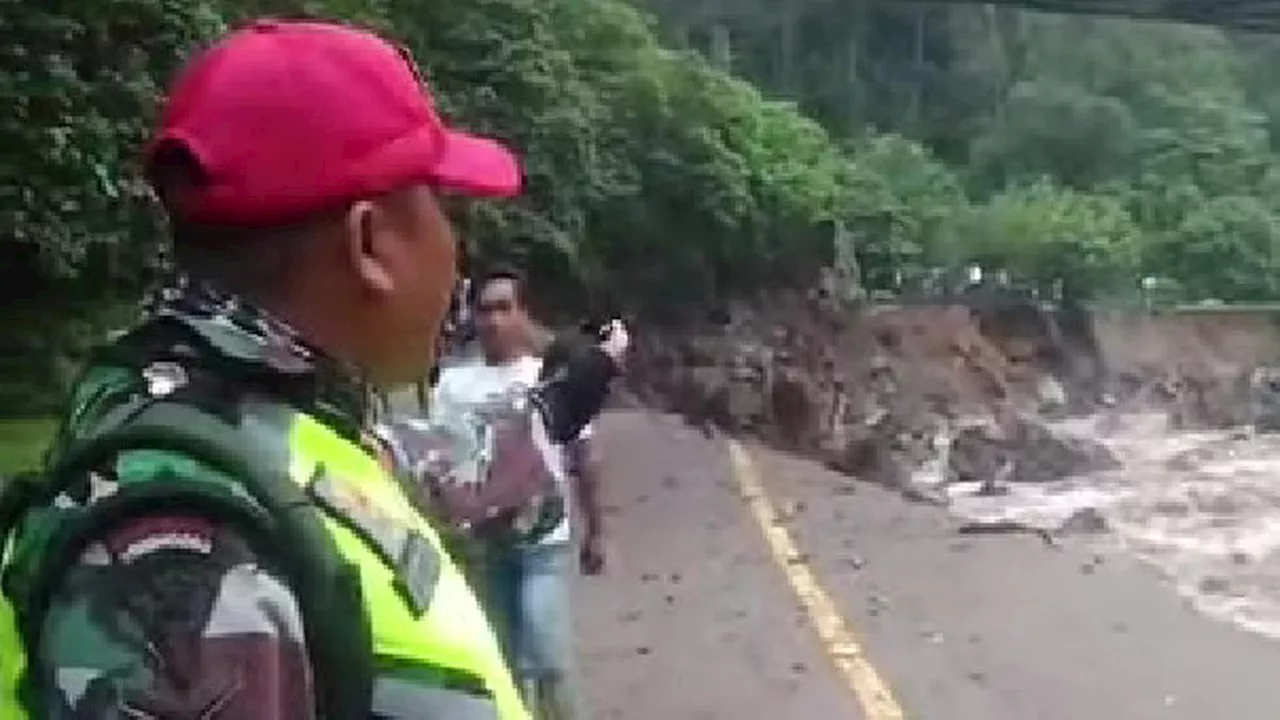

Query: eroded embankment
[628,295,1280,495]
[629,297,1280,639]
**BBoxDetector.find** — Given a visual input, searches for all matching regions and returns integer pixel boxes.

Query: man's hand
[579,534,606,576]
[598,319,629,368]
[567,433,606,576]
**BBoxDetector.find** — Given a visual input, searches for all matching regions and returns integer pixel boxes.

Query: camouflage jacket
[26,277,371,719]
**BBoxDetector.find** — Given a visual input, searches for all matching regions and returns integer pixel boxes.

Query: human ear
[343,199,396,296]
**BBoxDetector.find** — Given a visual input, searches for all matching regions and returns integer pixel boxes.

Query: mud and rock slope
[627,288,1280,500]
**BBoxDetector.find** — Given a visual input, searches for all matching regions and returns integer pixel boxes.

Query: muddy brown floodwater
[937,410,1280,640]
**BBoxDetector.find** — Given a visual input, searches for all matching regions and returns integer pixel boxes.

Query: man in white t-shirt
[431,265,602,719]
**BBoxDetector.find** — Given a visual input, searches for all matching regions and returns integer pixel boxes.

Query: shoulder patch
[104,515,216,563]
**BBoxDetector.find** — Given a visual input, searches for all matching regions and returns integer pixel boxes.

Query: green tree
[949,179,1142,297]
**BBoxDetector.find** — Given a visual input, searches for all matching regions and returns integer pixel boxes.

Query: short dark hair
[169,219,322,302]
[151,143,332,302]
[473,262,526,308]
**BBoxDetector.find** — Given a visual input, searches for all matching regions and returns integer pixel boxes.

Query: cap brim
[429,129,522,198]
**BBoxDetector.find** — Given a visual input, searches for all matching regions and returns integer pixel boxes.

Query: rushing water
[915,412,1280,640]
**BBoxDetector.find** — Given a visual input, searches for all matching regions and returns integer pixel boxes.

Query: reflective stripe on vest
[286,412,529,720]
[373,677,499,719]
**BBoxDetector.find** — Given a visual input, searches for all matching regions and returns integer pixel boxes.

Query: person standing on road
[538,330,609,577]
[0,20,536,719]
[430,265,610,719]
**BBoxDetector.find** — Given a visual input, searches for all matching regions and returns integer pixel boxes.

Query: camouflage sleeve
[37,511,316,719]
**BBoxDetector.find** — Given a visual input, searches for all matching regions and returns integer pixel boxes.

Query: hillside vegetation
[7,1,1280,412]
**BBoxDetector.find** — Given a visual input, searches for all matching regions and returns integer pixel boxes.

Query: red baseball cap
[147,19,521,226]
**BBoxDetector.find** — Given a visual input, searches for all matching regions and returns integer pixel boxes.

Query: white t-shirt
[431,354,589,545]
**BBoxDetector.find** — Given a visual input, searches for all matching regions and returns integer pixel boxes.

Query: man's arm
[566,426,606,575]
[536,348,617,444]
[536,320,627,445]
[37,510,315,718]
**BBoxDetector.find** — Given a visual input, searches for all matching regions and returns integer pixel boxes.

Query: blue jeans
[476,541,580,719]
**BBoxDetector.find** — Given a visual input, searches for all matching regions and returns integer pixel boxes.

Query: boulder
[1008,415,1121,483]
[1035,374,1068,418]
[1168,373,1251,430]
[1251,366,1280,433]
[946,423,1008,484]
[946,414,1119,485]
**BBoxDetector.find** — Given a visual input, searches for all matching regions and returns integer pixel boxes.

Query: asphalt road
[576,411,1280,720]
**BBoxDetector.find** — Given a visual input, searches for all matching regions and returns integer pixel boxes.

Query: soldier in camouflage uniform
[0,19,631,720]
[29,279,358,717]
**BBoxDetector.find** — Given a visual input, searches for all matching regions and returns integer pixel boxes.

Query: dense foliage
[8,0,1280,411]
[0,0,854,409]
[667,5,1280,303]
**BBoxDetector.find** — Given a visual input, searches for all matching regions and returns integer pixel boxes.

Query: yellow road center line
[727,439,907,720]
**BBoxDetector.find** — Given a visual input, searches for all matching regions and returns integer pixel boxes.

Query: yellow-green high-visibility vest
[0,393,530,720]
